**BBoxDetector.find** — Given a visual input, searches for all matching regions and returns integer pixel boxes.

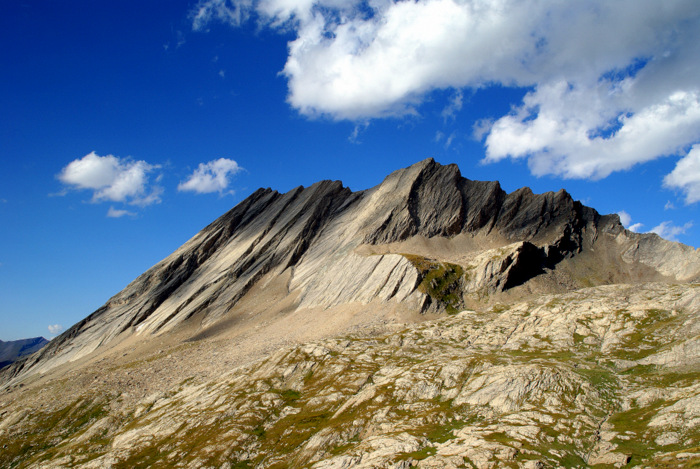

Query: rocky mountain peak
[2,159,700,468]
[1,159,698,388]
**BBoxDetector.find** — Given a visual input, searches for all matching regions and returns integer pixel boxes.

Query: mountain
[3,158,697,388]
[1,159,699,468]
[0,337,48,370]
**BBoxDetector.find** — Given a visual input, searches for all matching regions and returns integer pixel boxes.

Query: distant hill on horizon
[0,337,48,369]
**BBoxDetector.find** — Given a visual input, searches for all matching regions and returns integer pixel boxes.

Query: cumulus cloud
[178,158,242,194]
[58,152,162,207]
[191,0,700,195]
[472,118,493,141]
[48,324,63,335]
[664,144,700,204]
[617,211,643,232]
[485,87,700,180]
[617,211,632,227]
[651,220,693,242]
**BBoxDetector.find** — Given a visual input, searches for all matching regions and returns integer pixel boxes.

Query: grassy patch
[114,442,168,469]
[0,398,110,468]
[328,435,361,456]
[607,400,668,463]
[574,366,617,388]
[263,409,333,453]
[613,308,678,360]
[402,254,465,314]
[276,389,302,405]
[252,425,266,439]
[423,418,465,444]
[490,304,509,314]
[398,446,437,461]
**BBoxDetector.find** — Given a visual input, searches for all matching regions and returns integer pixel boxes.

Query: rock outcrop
[2,158,700,468]
[3,158,699,388]
[1,283,699,468]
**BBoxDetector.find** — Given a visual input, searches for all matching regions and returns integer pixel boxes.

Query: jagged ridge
[2,158,699,387]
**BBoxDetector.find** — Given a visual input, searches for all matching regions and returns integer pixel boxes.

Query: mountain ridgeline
[3,158,700,469]
[2,158,699,388]
[0,337,48,370]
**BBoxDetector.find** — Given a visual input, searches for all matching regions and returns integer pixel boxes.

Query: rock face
[2,158,700,468]
[1,283,699,468]
[0,337,47,370]
[2,158,699,388]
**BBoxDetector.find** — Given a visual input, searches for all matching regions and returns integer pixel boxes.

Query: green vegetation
[252,425,266,438]
[3,286,697,469]
[328,434,361,456]
[0,398,111,468]
[490,303,509,314]
[613,308,678,360]
[397,445,437,461]
[425,421,462,443]
[607,402,664,464]
[275,388,302,405]
[402,254,465,314]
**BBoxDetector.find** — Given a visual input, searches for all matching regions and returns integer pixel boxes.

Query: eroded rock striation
[2,158,700,468]
[3,158,699,388]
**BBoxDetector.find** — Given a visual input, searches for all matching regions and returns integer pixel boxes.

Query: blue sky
[2,0,700,340]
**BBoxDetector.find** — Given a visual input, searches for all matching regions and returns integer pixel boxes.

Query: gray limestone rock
[2,158,699,392]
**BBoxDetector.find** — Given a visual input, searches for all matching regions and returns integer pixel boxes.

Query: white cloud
[617,211,632,227]
[58,152,162,206]
[628,223,644,233]
[618,211,643,232]
[191,0,253,31]
[472,118,493,141]
[48,324,63,335]
[435,130,456,148]
[191,0,700,195]
[485,87,700,180]
[664,144,700,204]
[178,158,242,194]
[650,220,693,242]
[348,121,369,144]
[107,207,136,218]
[441,90,463,122]
[436,130,458,149]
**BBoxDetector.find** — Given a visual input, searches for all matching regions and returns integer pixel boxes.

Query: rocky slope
[0,337,47,370]
[3,158,698,389]
[1,283,699,468]
[2,158,700,469]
